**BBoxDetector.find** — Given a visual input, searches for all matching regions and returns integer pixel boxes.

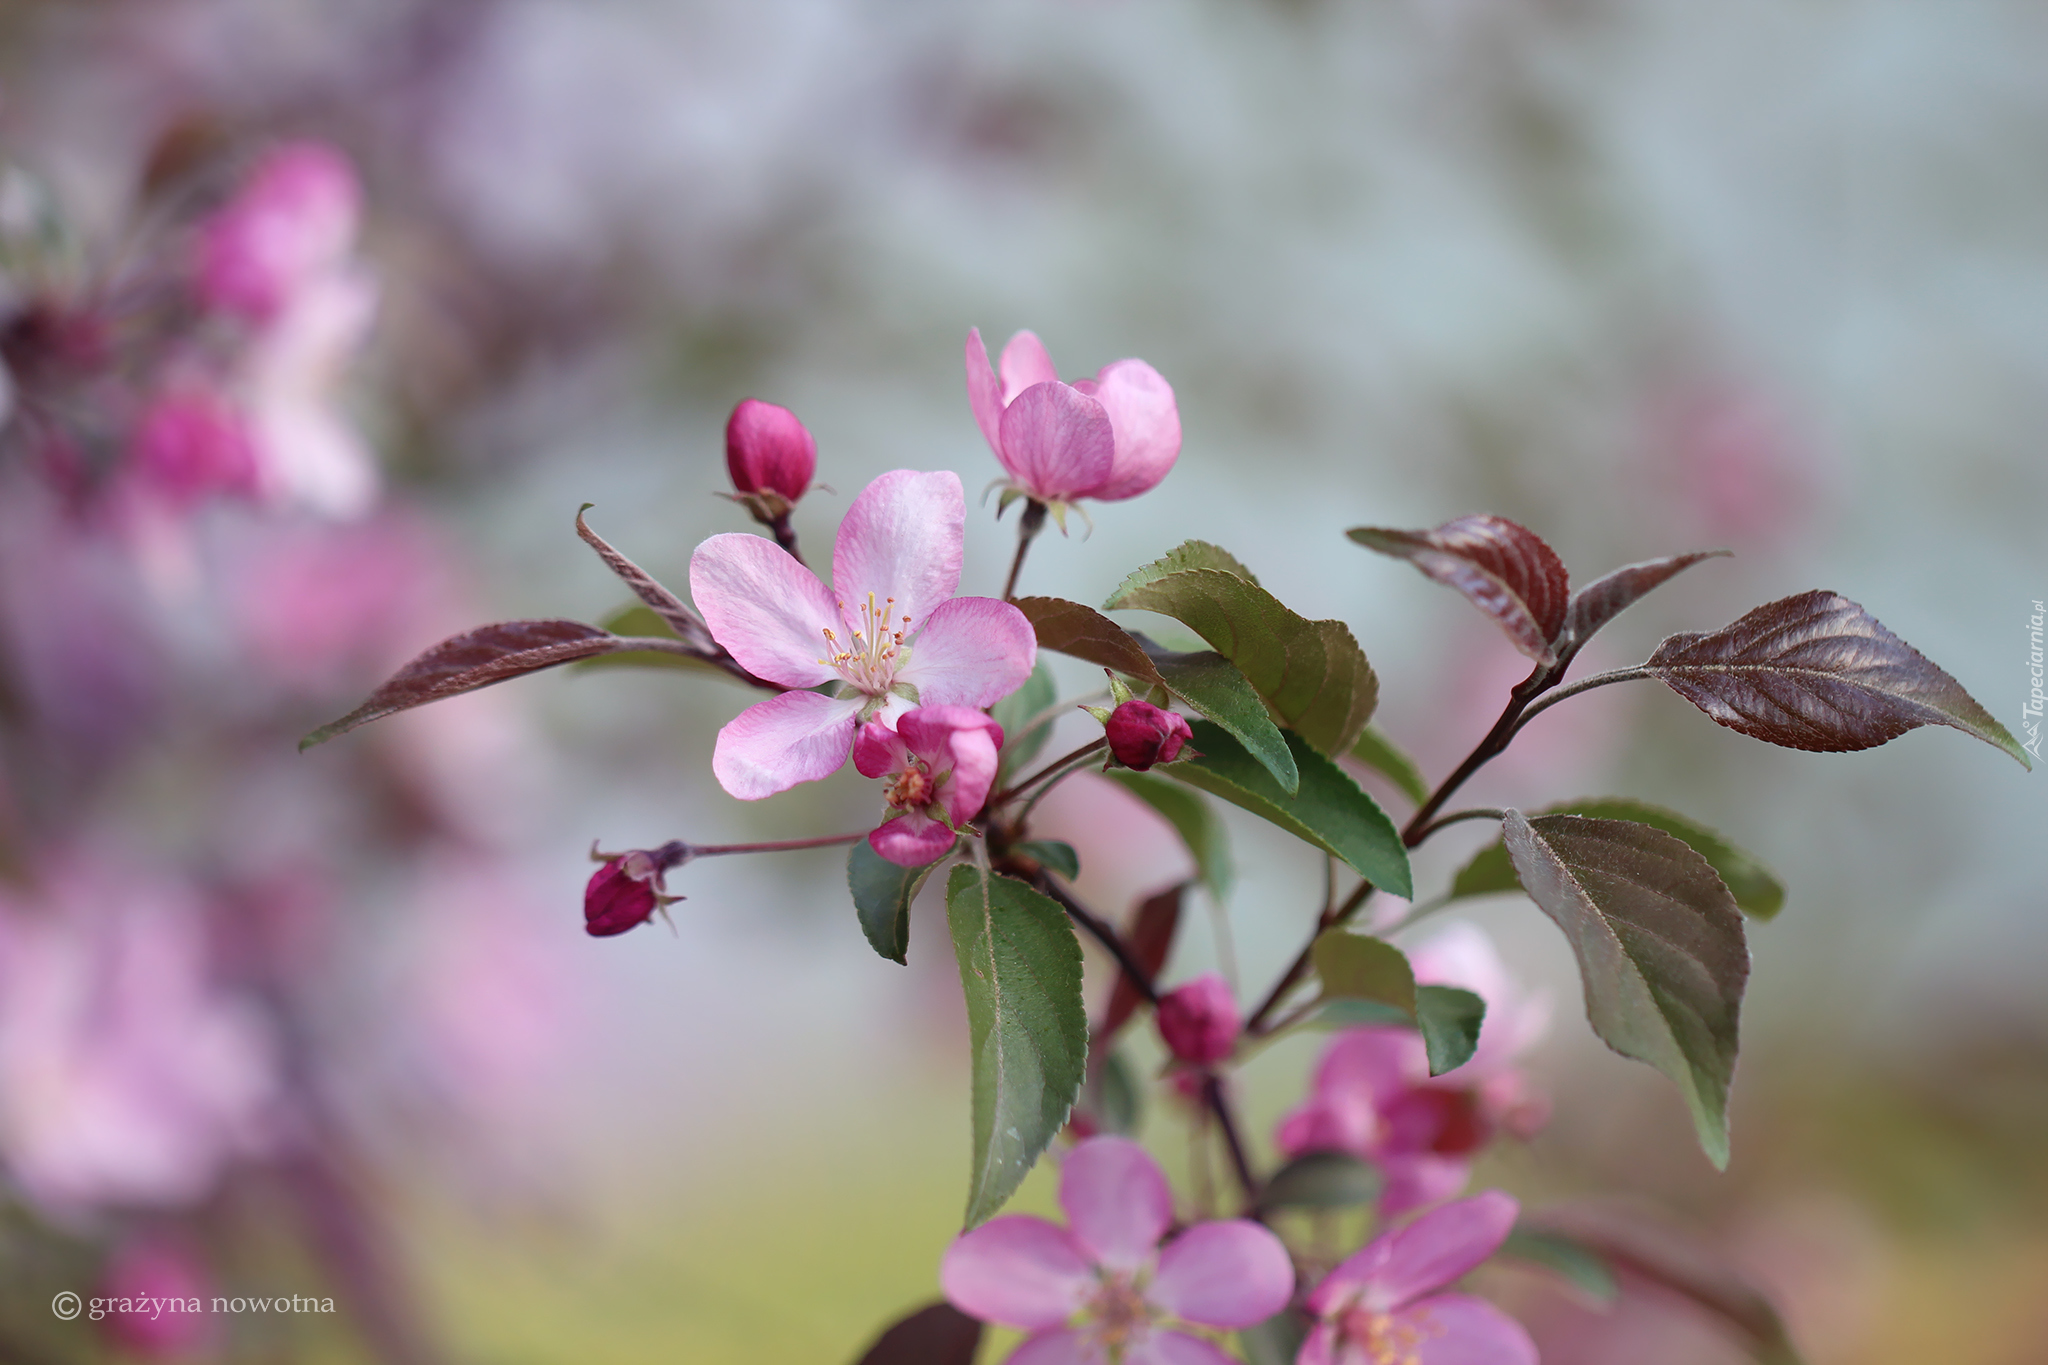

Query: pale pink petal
[1377,1153,1473,1219]
[1295,1323,1342,1365]
[1314,1027,1428,1109]
[1146,1220,1294,1328]
[831,470,965,637]
[689,533,841,688]
[897,597,1037,709]
[1313,1192,1518,1316]
[710,691,861,800]
[1275,1094,1381,1161]
[940,1216,1093,1329]
[1123,1330,1239,1365]
[892,706,1004,825]
[1088,359,1180,501]
[999,330,1060,403]
[966,329,1007,457]
[939,721,1002,826]
[895,705,1004,763]
[869,811,957,867]
[852,720,911,779]
[997,383,1116,503]
[1006,1329,1097,1365]
[1402,1295,1539,1365]
[1409,922,1551,1074]
[1059,1136,1172,1270]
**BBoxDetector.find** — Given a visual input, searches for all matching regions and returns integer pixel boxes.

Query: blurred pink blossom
[941,1136,1292,1364]
[125,385,258,507]
[197,142,362,324]
[1155,972,1240,1068]
[1648,377,1817,550]
[97,1234,219,1360]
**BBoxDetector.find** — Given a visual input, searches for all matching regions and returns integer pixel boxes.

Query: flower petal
[1123,1330,1239,1365]
[999,330,1060,403]
[1295,1323,1342,1365]
[1312,1192,1519,1316]
[1006,1329,1096,1365]
[1058,1136,1172,1271]
[1088,358,1180,501]
[966,328,1007,458]
[1315,1027,1429,1108]
[711,690,861,800]
[832,469,965,637]
[898,597,1037,709]
[689,532,841,688]
[852,719,911,779]
[894,705,1005,825]
[997,383,1116,504]
[1376,1152,1473,1219]
[1147,1220,1294,1328]
[895,705,1004,763]
[869,812,957,867]
[940,1216,1093,1329]
[1403,1294,1539,1365]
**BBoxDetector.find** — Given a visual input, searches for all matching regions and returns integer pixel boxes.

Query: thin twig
[992,738,1107,810]
[1039,878,1158,1006]
[1509,666,1655,735]
[1244,876,1378,1034]
[766,512,804,567]
[1001,499,1049,601]
[1203,1073,1259,1206]
[1406,807,1507,846]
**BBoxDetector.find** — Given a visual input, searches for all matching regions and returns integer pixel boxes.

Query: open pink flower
[942,1137,1293,1365]
[1301,1192,1536,1365]
[965,329,1180,514]
[1277,925,1548,1215]
[853,706,1003,866]
[690,469,1035,800]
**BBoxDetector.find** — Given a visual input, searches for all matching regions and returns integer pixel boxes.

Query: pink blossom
[1277,924,1548,1215]
[852,706,1003,867]
[1300,1192,1537,1365]
[725,398,815,505]
[238,266,379,517]
[941,1136,1293,1365]
[98,1235,218,1360]
[965,328,1180,512]
[196,142,362,323]
[125,387,258,507]
[1106,698,1193,771]
[1156,972,1240,1068]
[689,469,1036,800]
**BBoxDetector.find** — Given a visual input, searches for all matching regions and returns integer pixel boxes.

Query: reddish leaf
[1013,596,1165,686]
[852,1301,982,1365]
[1097,883,1185,1043]
[575,505,718,652]
[1562,550,1730,655]
[1349,515,1570,663]
[302,620,627,749]
[1645,590,2028,767]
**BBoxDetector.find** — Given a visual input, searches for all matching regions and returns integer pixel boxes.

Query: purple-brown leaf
[852,1301,982,1365]
[1349,515,1570,663]
[1645,590,2029,767]
[1097,882,1185,1043]
[302,619,625,749]
[575,505,716,652]
[1013,596,1166,686]
[1562,550,1730,656]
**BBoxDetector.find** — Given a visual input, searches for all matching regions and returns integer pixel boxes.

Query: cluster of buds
[583,841,696,937]
[1084,673,1196,772]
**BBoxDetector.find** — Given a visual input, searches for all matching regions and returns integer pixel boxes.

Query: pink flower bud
[1156,972,1240,1067]
[1105,699,1193,770]
[583,849,667,937]
[725,398,816,505]
[127,388,258,506]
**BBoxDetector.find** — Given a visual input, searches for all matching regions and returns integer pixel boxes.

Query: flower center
[820,592,912,696]
[885,763,938,811]
[1336,1305,1441,1365]
[1081,1274,1155,1359]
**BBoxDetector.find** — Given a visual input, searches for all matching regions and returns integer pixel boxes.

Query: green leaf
[1086,1048,1143,1137]
[1106,543,1377,757]
[1312,931,1416,1012]
[1415,986,1486,1076]
[1308,998,1415,1028]
[848,842,943,965]
[1166,722,1412,896]
[945,866,1089,1227]
[1502,811,1749,1168]
[1148,649,1299,794]
[1103,771,1234,902]
[1238,1310,1312,1365]
[1013,840,1080,881]
[575,604,734,678]
[1499,1226,1619,1304]
[1349,725,1429,807]
[1255,1151,1381,1213]
[1452,798,1785,920]
[991,660,1058,784]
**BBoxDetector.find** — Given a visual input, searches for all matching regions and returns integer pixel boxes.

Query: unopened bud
[583,843,687,937]
[725,398,816,517]
[1156,972,1240,1067]
[1105,698,1193,771]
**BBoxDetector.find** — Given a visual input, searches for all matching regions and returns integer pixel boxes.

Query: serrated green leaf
[1415,985,1486,1076]
[1148,649,1298,795]
[1500,1226,1619,1303]
[1350,725,1429,807]
[1308,998,1416,1028]
[848,842,942,964]
[1108,540,1262,598]
[1166,722,1411,896]
[1312,931,1416,1012]
[1013,840,1080,881]
[1502,811,1748,1168]
[1255,1150,1381,1212]
[1103,771,1233,902]
[1106,544,1377,757]
[1452,798,1784,920]
[945,866,1089,1227]
[991,660,1058,785]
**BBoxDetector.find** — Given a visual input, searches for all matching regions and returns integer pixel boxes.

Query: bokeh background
[0,1,2043,1362]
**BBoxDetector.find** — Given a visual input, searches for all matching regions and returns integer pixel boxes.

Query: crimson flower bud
[1105,698,1193,771]
[584,848,672,937]
[725,398,816,507]
[1156,972,1240,1067]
